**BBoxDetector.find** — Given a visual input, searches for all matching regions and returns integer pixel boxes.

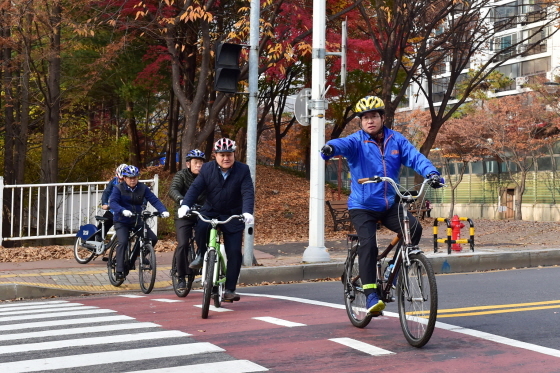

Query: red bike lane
[79,293,560,372]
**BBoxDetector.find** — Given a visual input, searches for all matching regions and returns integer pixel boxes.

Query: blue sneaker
[366,292,385,316]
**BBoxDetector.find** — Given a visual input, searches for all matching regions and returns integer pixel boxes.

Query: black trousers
[174,217,196,277]
[114,222,158,273]
[194,220,243,291]
[349,202,422,296]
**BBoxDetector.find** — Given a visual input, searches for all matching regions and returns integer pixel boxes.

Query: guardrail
[0,175,158,246]
[433,217,475,254]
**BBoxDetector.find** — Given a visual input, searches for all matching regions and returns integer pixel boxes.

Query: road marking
[252,316,306,327]
[0,300,69,309]
[193,305,232,312]
[153,298,183,303]
[0,302,83,313]
[119,294,146,298]
[0,322,161,341]
[125,359,268,372]
[438,300,560,317]
[0,330,189,355]
[240,292,560,359]
[0,315,133,331]
[0,343,224,373]
[0,305,97,316]
[329,338,395,356]
[0,308,115,322]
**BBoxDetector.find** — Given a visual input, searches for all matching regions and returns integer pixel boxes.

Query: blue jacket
[109,181,168,225]
[327,127,438,212]
[101,177,119,206]
[182,160,254,231]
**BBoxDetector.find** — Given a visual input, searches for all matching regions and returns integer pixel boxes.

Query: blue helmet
[122,165,139,177]
[185,149,205,161]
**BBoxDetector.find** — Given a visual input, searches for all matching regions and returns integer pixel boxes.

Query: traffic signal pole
[243,0,260,267]
[302,0,330,263]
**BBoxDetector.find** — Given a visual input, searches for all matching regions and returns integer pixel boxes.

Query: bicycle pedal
[222,299,234,303]
[102,257,109,262]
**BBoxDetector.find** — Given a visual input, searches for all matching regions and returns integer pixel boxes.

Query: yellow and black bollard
[433,217,475,254]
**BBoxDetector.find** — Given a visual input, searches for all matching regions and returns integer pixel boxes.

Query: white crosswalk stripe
[0,299,269,372]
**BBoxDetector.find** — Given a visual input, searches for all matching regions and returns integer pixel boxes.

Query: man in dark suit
[178,138,255,302]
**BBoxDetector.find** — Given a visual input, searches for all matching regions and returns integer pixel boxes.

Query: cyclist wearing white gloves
[110,165,169,280]
[95,163,127,240]
[168,149,207,292]
[178,138,255,302]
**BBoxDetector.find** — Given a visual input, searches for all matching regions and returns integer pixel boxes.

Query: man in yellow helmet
[320,95,443,316]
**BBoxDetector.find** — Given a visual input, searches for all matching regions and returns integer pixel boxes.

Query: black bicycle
[343,176,440,348]
[74,216,117,264]
[107,210,161,294]
[170,231,199,297]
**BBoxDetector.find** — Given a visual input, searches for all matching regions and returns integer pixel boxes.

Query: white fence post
[0,176,3,247]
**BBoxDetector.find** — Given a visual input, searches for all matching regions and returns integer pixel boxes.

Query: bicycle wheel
[139,243,157,294]
[107,243,124,287]
[73,236,96,264]
[343,247,372,328]
[213,272,224,308]
[171,253,189,298]
[201,250,216,319]
[397,252,438,348]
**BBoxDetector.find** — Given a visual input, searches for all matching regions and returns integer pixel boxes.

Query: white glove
[161,211,170,218]
[178,205,190,218]
[242,213,254,225]
[122,210,133,217]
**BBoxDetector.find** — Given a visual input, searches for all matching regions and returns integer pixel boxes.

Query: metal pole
[243,0,260,266]
[302,0,330,263]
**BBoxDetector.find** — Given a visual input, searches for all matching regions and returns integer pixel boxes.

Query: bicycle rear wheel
[139,243,157,294]
[73,237,96,264]
[201,250,216,319]
[107,244,124,287]
[397,252,438,348]
[343,247,372,328]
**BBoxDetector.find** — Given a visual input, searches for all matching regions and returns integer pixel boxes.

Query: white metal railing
[0,175,159,246]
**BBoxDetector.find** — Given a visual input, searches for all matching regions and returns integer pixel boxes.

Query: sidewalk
[1,236,560,300]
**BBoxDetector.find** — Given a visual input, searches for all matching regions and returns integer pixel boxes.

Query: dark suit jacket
[182,160,254,231]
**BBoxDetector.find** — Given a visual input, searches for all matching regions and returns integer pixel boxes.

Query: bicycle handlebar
[357,176,441,201]
[130,210,162,218]
[189,210,244,225]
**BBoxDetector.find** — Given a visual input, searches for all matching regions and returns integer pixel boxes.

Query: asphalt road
[0,266,559,372]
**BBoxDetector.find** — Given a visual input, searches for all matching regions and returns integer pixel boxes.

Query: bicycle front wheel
[201,250,216,319]
[397,252,438,348]
[73,237,96,264]
[171,254,188,298]
[139,243,157,294]
[343,248,372,328]
[107,244,124,287]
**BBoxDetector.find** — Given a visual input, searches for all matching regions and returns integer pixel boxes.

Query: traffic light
[214,43,242,94]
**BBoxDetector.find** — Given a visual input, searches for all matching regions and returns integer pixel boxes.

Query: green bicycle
[190,210,244,319]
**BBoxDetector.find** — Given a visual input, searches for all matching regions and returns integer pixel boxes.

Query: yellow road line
[438,304,560,318]
[438,300,560,313]
[437,300,560,318]
[1,280,173,292]
[0,266,173,279]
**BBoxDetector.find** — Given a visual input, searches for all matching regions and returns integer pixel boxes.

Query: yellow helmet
[354,96,385,117]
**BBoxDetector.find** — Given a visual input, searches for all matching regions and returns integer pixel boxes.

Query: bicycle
[189,210,244,319]
[106,210,162,294]
[170,230,198,297]
[342,176,440,348]
[74,216,117,264]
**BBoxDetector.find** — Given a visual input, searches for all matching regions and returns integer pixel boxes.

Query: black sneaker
[177,277,186,291]
[189,254,203,269]
[223,289,240,302]
[116,272,125,280]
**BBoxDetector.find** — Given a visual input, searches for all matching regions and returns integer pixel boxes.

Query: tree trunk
[515,173,527,221]
[125,100,141,166]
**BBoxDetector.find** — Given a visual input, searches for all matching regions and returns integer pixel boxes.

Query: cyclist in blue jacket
[320,96,443,316]
[109,165,169,280]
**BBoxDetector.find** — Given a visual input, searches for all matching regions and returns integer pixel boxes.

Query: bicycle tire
[186,239,197,292]
[171,253,190,298]
[139,243,157,294]
[343,247,372,328]
[397,252,438,348]
[201,250,216,319]
[107,243,124,287]
[213,278,224,308]
[73,236,96,264]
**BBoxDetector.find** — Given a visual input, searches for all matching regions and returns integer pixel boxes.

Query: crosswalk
[0,299,268,372]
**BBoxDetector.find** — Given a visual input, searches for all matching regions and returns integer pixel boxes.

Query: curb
[3,249,560,300]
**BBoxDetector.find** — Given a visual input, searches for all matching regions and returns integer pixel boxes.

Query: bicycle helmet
[121,165,140,177]
[214,138,236,153]
[115,163,128,178]
[185,149,205,161]
[354,96,385,117]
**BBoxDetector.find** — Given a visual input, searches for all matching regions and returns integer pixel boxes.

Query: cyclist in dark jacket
[168,149,206,291]
[178,138,255,302]
[321,96,443,316]
[110,165,169,280]
[96,164,127,239]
